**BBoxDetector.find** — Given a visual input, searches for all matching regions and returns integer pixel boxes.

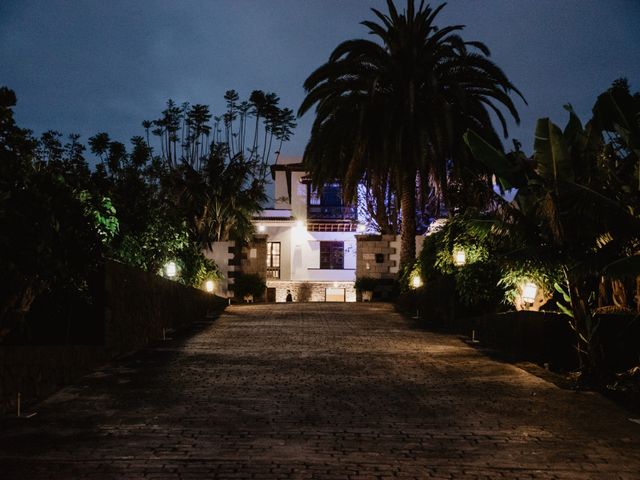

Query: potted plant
[355,276,377,302]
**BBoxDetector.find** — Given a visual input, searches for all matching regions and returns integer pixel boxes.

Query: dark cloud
[1,0,639,159]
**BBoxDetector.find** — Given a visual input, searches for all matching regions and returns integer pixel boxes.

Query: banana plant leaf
[602,255,640,278]
[463,130,527,190]
[534,118,574,187]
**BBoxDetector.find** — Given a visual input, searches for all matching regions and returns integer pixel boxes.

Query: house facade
[207,156,406,302]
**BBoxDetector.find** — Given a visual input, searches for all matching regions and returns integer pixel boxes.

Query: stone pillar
[355,234,399,280]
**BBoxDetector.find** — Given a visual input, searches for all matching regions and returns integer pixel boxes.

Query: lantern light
[205,279,215,293]
[165,261,177,278]
[411,275,423,289]
[453,249,466,266]
[522,282,538,305]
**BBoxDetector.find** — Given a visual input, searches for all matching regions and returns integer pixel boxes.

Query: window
[320,241,344,269]
[267,242,280,278]
[308,182,343,207]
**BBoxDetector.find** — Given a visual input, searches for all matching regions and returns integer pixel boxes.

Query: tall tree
[299,0,524,268]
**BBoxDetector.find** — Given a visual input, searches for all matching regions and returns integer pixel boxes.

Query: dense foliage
[410,79,640,381]
[0,87,294,342]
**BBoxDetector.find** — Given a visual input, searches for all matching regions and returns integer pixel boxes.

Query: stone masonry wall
[356,234,400,279]
[266,280,356,303]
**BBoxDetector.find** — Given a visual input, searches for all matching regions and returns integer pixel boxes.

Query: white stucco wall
[260,224,357,282]
[204,241,235,298]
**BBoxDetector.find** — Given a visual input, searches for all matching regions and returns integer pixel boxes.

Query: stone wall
[266,280,356,303]
[0,346,105,415]
[104,260,226,356]
[239,235,267,278]
[356,234,401,279]
[0,260,227,415]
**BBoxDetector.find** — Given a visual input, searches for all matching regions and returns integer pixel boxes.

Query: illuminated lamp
[411,275,423,289]
[205,279,215,293]
[453,249,466,266]
[165,261,177,278]
[521,282,538,305]
[257,224,266,233]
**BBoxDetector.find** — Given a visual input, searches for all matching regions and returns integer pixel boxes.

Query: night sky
[1,0,639,161]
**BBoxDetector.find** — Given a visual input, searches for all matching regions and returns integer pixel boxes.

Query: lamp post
[411,274,423,319]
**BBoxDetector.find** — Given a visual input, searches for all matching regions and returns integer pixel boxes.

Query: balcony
[307,205,357,221]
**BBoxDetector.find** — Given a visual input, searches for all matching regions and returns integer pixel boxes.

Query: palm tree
[299,0,524,268]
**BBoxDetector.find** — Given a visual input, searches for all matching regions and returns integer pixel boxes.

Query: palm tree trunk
[399,170,416,270]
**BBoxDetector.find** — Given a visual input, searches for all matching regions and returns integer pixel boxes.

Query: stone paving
[1,303,640,479]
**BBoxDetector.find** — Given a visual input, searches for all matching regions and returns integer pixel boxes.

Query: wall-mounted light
[521,282,538,306]
[453,249,466,266]
[357,224,366,233]
[411,275,423,289]
[257,224,266,233]
[295,220,304,228]
[205,279,215,293]
[164,261,177,278]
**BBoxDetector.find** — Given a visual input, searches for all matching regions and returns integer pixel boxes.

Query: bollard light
[164,261,177,278]
[205,279,215,293]
[522,282,538,305]
[453,249,466,266]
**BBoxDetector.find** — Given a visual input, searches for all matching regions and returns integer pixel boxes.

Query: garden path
[1,303,639,479]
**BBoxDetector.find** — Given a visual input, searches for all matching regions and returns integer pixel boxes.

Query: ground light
[411,275,422,319]
[453,249,466,266]
[205,279,215,293]
[521,281,538,306]
[164,261,177,278]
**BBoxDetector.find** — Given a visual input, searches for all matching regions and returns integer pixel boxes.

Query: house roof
[269,162,305,180]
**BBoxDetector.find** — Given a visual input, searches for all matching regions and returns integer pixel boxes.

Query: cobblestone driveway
[1,303,640,479]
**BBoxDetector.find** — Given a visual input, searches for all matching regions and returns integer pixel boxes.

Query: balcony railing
[307,205,357,221]
[266,267,280,279]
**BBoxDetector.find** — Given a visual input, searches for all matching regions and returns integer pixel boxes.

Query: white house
[206,156,411,302]
[256,156,362,302]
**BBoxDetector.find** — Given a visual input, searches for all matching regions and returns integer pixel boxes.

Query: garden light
[411,275,423,289]
[164,261,177,278]
[522,282,538,305]
[205,279,215,293]
[453,249,466,266]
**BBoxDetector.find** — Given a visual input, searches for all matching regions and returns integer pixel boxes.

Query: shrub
[354,276,377,291]
[232,273,266,300]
